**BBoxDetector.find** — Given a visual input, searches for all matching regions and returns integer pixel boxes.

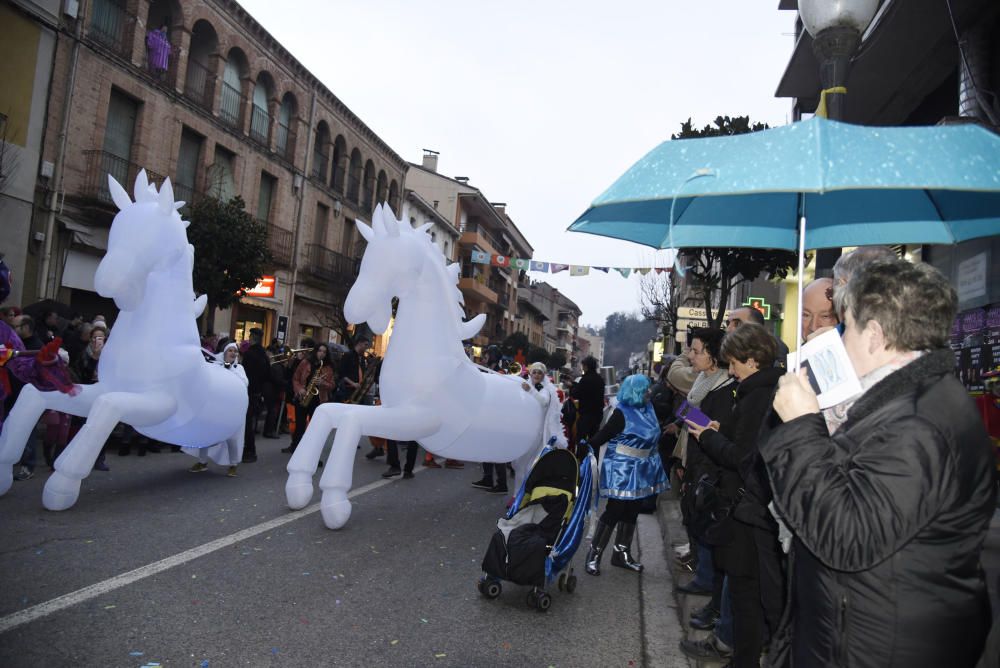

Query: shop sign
[246,275,276,298]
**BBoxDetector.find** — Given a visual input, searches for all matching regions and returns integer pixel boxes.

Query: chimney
[454,176,469,184]
[492,202,506,215]
[421,148,439,172]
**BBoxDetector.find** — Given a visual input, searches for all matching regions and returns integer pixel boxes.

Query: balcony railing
[263,221,293,266]
[184,59,215,110]
[331,163,345,193]
[249,106,270,146]
[89,0,135,59]
[275,122,296,162]
[173,182,210,210]
[304,244,360,285]
[362,187,374,213]
[347,172,360,203]
[219,82,244,129]
[84,150,165,208]
[312,150,329,182]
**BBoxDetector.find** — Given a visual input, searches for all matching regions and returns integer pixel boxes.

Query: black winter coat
[571,370,605,417]
[760,349,995,668]
[684,376,737,485]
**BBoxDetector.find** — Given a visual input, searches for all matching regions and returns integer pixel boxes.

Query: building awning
[61,250,102,292]
[59,217,109,251]
[240,295,282,311]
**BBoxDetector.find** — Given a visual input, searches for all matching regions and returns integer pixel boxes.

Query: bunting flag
[466,253,670,278]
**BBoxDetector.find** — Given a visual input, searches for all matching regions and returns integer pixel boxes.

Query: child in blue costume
[583,374,669,575]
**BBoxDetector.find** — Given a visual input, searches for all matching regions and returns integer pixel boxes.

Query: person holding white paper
[761,259,995,668]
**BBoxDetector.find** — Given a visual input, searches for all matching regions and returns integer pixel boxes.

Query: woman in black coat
[687,323,784,668]
[764,259,995,668]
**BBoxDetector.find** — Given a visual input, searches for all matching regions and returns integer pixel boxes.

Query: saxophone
[300,360,324,408]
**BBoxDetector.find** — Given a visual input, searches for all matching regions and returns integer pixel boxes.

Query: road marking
[0,472,414,635]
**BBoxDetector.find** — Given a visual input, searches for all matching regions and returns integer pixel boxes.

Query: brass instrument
[498,359,522,376]
[345,356,381,405]
[270,347,311,365]
[299,360,324,409]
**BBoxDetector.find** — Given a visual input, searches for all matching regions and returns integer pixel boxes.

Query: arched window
[276,92,297,161]
[347,149,362,203]
[362,160,376,212]
[220,48,248,129]
[388,180,400,213]
[312,121,330,182]
[250,72,274,146]
[331,135,347,193]
[184,20,218,110]
[376,169,388,204]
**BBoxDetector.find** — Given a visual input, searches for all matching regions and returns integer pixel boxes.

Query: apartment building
[11,0,406,345]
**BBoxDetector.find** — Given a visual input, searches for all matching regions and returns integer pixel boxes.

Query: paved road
[1,434,671,667]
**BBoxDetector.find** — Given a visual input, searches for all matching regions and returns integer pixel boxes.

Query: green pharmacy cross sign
[744,297,771,320]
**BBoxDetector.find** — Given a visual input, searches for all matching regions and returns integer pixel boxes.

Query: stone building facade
[14,0,405,345]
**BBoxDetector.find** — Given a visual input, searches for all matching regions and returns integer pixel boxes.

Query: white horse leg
[314,405,439,529]
[0,385,101,496]
[44,391,176,511]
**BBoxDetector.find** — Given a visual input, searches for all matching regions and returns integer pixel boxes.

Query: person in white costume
[184,342,247,476]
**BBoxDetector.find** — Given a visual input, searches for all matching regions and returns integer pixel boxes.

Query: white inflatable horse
[286,204,550,529]
[0,171,247,509]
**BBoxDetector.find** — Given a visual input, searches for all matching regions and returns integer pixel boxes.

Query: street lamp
[798,0,879,120]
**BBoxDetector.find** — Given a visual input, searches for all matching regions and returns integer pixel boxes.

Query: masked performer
[184,342,247,476]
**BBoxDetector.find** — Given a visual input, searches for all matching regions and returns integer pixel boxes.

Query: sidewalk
[655,495,1000,668]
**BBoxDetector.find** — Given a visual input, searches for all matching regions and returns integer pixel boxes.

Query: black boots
[585,521,614,576]
[610,522,643,573]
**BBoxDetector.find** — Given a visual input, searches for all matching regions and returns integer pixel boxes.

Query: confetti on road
[435,653,447,659]
[502,642,511,651]
[129,651,143,656]
[36,549,43,555]
[103,605,116,610]
[420,618,428,624]
[301,572,310,576]
[335,600,341,605]
[270,648,279,655]
[139,663,161,667]
[390,640,399,645]
[201,661,209,667]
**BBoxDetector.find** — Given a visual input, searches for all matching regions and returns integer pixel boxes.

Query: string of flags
[469,251,673,278]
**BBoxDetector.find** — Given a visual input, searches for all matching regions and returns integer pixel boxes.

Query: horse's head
[344,204,427,334]
[95,170,189,311]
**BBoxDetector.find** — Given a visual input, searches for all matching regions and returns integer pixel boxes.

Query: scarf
[823,350,925,434]
[674,367,732,465]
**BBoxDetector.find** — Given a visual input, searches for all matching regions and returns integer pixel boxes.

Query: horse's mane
[370,205,477,341]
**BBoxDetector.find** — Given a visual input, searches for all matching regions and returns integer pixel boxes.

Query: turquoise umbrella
[568,116,1000,350]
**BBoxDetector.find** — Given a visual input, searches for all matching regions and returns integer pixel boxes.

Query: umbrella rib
[921,190,952,242]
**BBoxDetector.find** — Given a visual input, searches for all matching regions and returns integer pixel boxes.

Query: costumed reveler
[182,341,247,476]
[583,374,669,575]
[511,363,569,494]
[0,258,76,481]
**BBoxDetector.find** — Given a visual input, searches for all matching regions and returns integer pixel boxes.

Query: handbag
[692,473,744,545]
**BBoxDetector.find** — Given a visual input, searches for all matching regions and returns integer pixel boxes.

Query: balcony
[347,173,361,203]
[219,82,245,130]
[312,150,329,182]
[84,150,165,209]
[249,106,270,147]
[459,228,501,256]
[263,222,293,266]
[184,60,216,111]
[497,292,510,310]
[89,0,135,59]
[458,277,498,304]
[331,164,345,193]
[304,244,360,286]
[275,123,296,163]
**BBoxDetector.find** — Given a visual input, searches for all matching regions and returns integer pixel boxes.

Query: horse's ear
[415,222,433,235]
[108,174,132,211]
[134,170,150,201]
[382,206,400,238]
[356,220,374,242]
[158,177,176,215]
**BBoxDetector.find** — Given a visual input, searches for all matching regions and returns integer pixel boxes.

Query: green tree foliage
[186,195,270,333]
[548,350,568,371]
[603,312,658,373]
[501,332,530,358]
[671,116,797,328]
[526,346,550,365]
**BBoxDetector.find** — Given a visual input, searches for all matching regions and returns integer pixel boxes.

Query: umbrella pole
[794,214,806,371]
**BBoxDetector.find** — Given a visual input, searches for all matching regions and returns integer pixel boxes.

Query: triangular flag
[570,265,590,276]
[593,267,610,273]
[637,267,651,275]
[512,258,530,270]
[491,254,510,267]
[550,263,569,274]
[471,250,490,264]
[654,267,665,274]
[530,260,549,272]
[615,268,632,278]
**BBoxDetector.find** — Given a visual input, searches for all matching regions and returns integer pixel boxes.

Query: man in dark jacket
[763,259,995,668]
[240,328,270,463]
[571,356,605,447]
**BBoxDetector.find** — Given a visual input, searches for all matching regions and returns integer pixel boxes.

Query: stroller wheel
[478,577,502,599]
[526,590,538,608]
[557,572,567,591]
[535,591,552,612]
[565,575,578,594]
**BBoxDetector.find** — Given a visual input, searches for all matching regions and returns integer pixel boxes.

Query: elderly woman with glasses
[582,374,669,576]
[763,259,995,668]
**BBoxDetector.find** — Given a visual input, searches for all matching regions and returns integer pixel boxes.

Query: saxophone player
[283,343,334,455]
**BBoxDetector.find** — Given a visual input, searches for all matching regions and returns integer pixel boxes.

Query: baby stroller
[478,445,597,612]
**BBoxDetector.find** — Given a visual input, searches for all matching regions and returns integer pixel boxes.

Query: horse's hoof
[285,473,314,510]
[320,497,351,530]
[0,470,12,496]
[43,472,81,511]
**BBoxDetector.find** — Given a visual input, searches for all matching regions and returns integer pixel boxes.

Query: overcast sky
[239,1,797,330]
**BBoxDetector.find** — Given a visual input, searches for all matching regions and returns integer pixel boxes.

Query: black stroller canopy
[524,449,579,498]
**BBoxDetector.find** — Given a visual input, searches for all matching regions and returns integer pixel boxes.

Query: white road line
[0,473,409,635]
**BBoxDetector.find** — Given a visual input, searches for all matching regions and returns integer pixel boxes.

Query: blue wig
[617,374,651,407]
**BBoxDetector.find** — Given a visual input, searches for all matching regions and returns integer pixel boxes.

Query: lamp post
[798,0,879,121]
